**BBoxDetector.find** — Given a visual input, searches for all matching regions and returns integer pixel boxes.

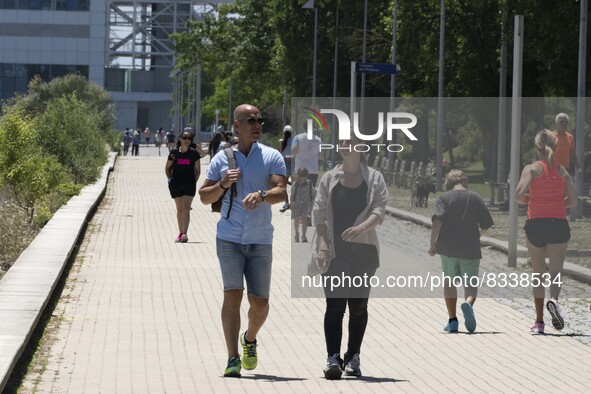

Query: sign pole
[508,15,524,268]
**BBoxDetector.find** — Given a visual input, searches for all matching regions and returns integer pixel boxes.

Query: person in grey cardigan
[313,136,388,380]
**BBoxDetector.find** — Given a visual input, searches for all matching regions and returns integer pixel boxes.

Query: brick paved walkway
[22,152,591,393]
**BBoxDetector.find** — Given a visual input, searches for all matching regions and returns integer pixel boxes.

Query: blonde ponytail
[534,129,557,165]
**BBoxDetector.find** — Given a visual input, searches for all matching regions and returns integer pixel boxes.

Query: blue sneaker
[461,302,477,333]
[443,319,458,332]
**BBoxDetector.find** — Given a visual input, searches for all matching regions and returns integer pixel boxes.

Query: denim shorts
[216,238,273,297]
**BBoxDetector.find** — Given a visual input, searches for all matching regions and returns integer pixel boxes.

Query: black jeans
[323,243,378,356]
[324,297,369,356]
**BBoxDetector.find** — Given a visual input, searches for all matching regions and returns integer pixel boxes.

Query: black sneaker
[279,203,290,213]
[324,353,343,380]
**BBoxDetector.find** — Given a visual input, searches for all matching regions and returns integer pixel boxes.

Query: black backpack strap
[223,148,237,219]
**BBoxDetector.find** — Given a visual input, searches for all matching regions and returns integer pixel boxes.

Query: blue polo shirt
[206,142,286,245]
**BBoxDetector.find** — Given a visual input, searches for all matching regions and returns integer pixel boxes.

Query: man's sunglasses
[244,117,265,125]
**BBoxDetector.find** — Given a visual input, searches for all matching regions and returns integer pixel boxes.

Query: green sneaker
[240,331,258,370]
[223,356,242,378]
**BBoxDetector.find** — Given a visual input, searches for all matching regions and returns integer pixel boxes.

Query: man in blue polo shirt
[199,104,287,378]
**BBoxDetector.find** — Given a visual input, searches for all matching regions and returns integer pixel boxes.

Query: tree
[14,74,116,133]
[0,108,69,223]
[34,95,108,183]
[172,0,589,170]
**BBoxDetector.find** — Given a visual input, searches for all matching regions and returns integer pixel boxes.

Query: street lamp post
[215,109,220,136]
[302,0,317,107]
[436,0,445,191]
[388,0,398,174]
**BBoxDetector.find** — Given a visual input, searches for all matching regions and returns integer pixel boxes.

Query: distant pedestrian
[123,128,132,156]
[165,129,201,243]
[313,135,388,380]
[552,113,582,176]
[165,129,176,153]
[144,127,151,146]
[132,128,141,156]
[291,167,314,242]
[198,104,286,378]
[515,129,578,334]
[217,131,232,154]
[183,126,207,158]
[428,169,493,334]
[209,132,223,158]
[154,127,163,156]
[279,125,293,212]
[291,123,321,186]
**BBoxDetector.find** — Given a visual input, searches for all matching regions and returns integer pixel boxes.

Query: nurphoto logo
[304,108,418,153]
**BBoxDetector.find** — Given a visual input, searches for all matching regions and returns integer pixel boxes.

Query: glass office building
[0,1,228,130]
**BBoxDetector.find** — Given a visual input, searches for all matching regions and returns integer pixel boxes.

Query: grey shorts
[216,238,273,298]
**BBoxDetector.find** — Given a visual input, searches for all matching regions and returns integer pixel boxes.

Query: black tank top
[331,181,368,253]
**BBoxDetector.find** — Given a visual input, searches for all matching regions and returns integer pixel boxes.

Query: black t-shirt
[168,148,200,181]
[433,189,494,259]
[165,132,176,143]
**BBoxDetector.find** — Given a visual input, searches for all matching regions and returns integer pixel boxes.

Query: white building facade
[0,0,226,132]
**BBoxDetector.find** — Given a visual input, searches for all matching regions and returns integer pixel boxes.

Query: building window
[0,0,89,11]
[0,63,88,100]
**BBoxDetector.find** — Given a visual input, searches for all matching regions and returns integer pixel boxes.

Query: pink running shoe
[530,321,545,334]
[175,233,182,243]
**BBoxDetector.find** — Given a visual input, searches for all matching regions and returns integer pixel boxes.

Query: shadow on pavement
[439,331,504,335]
[355,376,409,383]
[240,374,307,382]
[539,333,591,338]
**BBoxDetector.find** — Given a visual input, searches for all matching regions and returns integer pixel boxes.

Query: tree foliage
[34,95,108,183]
[0,74,114,226]
[172,0,590,173]
[17,74,116,132]
[0,108,69,223]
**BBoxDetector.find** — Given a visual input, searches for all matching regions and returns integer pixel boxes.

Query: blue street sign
[355,62,401,75]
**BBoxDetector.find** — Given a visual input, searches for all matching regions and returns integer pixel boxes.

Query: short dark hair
[296,167,309,177]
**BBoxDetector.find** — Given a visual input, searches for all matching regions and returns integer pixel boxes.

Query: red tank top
[527,160,566,219]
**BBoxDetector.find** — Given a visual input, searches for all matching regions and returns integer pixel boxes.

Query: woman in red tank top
[515,129,578,335]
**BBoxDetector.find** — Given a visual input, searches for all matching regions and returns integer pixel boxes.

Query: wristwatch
[257,190,267,201]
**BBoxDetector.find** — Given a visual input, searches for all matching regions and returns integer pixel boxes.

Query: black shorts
[169,179,196,198]
[524,218,570,248]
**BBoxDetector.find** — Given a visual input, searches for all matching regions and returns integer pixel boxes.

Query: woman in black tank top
[314,137,387,380]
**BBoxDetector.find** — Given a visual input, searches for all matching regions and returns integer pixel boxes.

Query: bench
[382,158,399,186]
[394,159,406,187]
[371,155,382,170]
[416,162,434,183]
[401,161,417,188]
[378,157,390,184]
[485,181,510,206]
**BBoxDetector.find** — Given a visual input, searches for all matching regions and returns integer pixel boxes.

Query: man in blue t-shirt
[199,104,286,378]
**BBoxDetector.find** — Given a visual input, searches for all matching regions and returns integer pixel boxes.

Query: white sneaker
[546,298,564,330]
